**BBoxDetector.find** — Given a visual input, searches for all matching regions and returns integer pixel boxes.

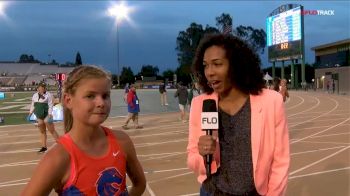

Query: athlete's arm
[21,144,70,196]
[115,130,146,196]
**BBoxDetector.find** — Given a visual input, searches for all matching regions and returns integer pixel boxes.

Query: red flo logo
[301,10,335,16]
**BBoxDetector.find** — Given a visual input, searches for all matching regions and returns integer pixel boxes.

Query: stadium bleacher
[0,63,74,75]
[0,63,74,87]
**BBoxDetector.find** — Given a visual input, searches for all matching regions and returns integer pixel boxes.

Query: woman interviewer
[187,34,290,196]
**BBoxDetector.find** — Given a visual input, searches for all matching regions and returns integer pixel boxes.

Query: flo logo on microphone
[201,112,219,129]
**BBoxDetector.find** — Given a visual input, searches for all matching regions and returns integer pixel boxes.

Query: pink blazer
[187,89,290,196]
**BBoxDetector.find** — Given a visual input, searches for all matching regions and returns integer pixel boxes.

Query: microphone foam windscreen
[203,99,217,112]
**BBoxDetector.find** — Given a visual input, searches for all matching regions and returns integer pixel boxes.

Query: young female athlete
[22,65,146,195]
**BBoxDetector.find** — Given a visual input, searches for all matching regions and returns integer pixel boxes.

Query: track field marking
[138,152,185,157]
[289,167,350,180]
[131,131,186,138]
[0,178,30,187]
[135,138,188,148]
[291,118,350,144]
[179,193,199,196]
[148,172,193,184]
[289,97,339,128]
[289,146,350,176]
[310,132,350,138]
[287,96,320,118]
[288,113,350,119]
[0,148,42,154]
[0,139,54,146]
[0,160,39,168]
[0,127,39,133]
[290,125,332,132]
[0,134,42,139]
[291,146,347,156]
[144,167,188,174]
[295,140,350,145]
[146,183,156,196]
[286,95,304,111]
[142,152,186,161]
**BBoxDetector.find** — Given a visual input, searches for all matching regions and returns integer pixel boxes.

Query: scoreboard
[267,7,301,46]
[267,6,303,61]
[55,73,66,81]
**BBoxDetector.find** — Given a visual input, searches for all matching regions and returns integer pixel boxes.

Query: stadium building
[311,38,350,94]
[0,62,74,91]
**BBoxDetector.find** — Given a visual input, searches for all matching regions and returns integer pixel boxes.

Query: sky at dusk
[0,1,349,74]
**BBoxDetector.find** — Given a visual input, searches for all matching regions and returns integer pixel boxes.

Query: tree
[120,66,135,85]
[216,13,232,33]
[28,55,34,62]
[18,54,40,63]
[75,52,82,65]
[215,13,266,54]
[19,54,29,63]
[204,25,220,35]
[139,65,159,77]
[50,59,58,65]
[176,23,203,70]
[235,25,266,54]
[175,23,219,84]
[162,69,175,81]
[175,13,266,84]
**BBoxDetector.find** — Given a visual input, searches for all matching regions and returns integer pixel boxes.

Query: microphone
[201,99,219,177]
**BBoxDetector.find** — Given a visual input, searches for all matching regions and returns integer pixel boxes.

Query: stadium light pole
[108,3,130,87]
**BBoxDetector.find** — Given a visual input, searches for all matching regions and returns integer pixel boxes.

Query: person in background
[326,80,330,93]
[122,84,143,129]
[22,65,146,195]
[159,82,169,106]
[279,79,289,102]
[28,82,59,153]
[174,81,189,123]
[187,34,290,196]
[271,77,281,92]
[188,82,201,109]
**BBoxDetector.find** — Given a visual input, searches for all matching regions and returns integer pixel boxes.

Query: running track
[0,91,349,195]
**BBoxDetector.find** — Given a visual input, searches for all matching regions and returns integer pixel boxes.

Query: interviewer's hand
[198,135,216,156]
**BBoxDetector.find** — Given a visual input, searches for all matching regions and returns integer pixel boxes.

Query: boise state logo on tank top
[96,167,124,195]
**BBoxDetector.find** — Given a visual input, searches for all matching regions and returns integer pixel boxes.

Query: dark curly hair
[192,34,265,95]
